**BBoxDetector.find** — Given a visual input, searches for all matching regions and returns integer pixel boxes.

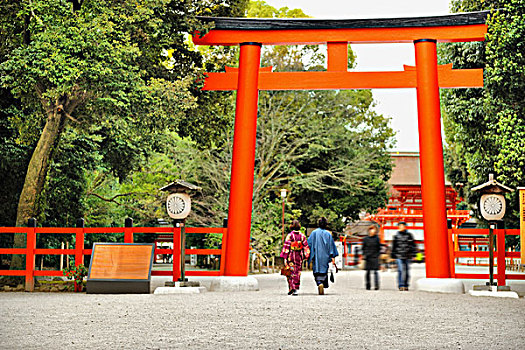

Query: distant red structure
[365,152,470,245]
[387,152,460,210]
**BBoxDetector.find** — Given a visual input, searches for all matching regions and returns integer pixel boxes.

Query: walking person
[280,220,310,296]
[391,221,416,291]
[353,244,360,267]
[379,244,389,272]
[307,217,339,295]
[362,225,381,290]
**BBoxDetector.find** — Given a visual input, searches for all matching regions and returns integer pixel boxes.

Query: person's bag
[359,260,366,270]
[330,271,335,283]
[280,265,292,277]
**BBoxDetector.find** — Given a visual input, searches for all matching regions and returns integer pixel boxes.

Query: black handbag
[330,271,335,283]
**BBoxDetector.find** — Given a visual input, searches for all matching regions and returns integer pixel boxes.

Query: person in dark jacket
[391,221,416,291]
[361,225,381,290]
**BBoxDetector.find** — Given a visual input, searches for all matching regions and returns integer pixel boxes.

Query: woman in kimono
[280,220,310,296]
[307,217,339,295]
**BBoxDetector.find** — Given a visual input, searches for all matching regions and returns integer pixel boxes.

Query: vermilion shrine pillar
[414,39,451,278]
[224,42,262,276]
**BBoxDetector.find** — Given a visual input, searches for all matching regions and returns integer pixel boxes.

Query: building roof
[197,11,489,30]
[344,220,379,239]
[388,152,452,186]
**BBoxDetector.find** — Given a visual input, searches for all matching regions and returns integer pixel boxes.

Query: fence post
[172,226,181,281]
[124,218,133,243]
[447,221,455,277]
[497,229,506,286]
[220,220,228,276]
[447,229,456,278]
[25,218,37,292]
[74,218,85,292]
[177,220,186,282]
[60,242,64,271]
[75,218,85,267]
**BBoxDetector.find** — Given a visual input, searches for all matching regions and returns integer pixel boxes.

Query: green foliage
[485,1,525,225]
[247,0,310,18]
[79,1,393,256]
[0,117,31,227]
[441,0,525,227]
[83,133,231,227]
[63,263,88,291]
[0,0,247,228]
[1,0,392,259]
[38,130,100,226]
[256,87,393,235]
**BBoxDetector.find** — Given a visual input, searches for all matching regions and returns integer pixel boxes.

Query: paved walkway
[1,265,523,349]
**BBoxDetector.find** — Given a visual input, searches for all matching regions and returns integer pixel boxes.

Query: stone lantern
[159,180,201,283]
[471,174,513,222]
[471,173,513,288]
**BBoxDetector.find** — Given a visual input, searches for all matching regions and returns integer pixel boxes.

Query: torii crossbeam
[192,11,488,279]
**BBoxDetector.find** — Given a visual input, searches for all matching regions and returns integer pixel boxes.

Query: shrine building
[367,152,470,244]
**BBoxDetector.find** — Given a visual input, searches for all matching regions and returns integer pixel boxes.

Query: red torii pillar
[414,39,451,277]
[224,43,262,276]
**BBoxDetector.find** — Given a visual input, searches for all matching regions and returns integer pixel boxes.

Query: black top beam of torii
[197,11,489,30]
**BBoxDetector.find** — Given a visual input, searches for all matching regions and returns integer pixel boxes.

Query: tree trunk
[11,109,64,268]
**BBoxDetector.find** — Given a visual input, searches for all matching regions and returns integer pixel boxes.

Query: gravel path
[1,265,524,350]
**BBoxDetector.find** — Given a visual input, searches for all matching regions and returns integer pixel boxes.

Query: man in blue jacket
[308,217,339,295]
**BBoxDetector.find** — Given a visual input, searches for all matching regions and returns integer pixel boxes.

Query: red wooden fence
[0,226,227,291]
[448,228,524,286]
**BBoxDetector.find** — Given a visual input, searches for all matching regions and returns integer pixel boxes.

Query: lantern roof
[159,180,201,193]
[471,174,513,194]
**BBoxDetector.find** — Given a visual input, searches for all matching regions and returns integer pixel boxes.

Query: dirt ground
[1,265,523,350]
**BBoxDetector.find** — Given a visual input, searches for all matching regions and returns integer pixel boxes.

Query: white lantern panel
[166,193,192,219]
[480,194,506,221]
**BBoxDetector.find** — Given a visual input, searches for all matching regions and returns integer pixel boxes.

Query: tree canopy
[0,0,246,227]
[1,0,394,259]
[440,0,525,227]
[0,0,247,268]
[80,2,394,256]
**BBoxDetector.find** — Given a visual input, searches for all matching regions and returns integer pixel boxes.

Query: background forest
[0,0,394,257]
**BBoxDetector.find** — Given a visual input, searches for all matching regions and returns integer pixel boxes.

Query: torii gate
[192,11,488,279]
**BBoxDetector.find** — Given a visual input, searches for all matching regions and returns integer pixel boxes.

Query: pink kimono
[280,231,310,290]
